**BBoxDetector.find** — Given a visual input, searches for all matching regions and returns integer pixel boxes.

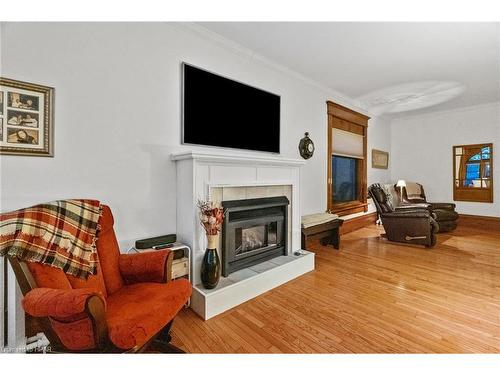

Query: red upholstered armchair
[8,205,192,353]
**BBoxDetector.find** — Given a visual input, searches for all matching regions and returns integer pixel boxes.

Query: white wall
[368,115,392,185]
[390,102,500,217]
[0,22,391,243]
[0,22,392,345]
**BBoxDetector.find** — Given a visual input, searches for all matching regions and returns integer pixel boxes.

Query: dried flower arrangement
[197,199,225,236]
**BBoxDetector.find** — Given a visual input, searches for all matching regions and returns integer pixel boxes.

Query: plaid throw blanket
[0,199,102,279]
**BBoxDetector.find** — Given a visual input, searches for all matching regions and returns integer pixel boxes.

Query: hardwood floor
[171,223,500,353]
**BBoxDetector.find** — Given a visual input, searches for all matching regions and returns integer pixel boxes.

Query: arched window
[468,153,481,161]
[453,143,493,203]
[482,146,491,159]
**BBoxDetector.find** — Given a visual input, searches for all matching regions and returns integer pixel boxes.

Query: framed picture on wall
[0,77,54,156]
[372,149,389,169]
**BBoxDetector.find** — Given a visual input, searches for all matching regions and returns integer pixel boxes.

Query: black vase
[201,235,220,289]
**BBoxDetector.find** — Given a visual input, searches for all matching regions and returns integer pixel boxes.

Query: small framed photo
[372,149,389,169]
[7,109,39,127]
[0,78,54,156]
[8,91,40,111]
[6,128,39,145]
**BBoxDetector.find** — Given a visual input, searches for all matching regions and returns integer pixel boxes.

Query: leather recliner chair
[395,182,459,232]
[368,183,439,248]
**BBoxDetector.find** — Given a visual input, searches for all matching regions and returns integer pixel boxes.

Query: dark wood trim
[327,115,333,212]
[453,142,494,149]
[457,214,500,231]
[327,101,369,127]
[332,203,368,217]
[326,101,370,215]
[458,213,500,220]
[331,116,365,135]
[339,212,378,235]
[453,143,493,203]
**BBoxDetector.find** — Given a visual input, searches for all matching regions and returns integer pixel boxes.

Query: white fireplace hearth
[171,150,314,319]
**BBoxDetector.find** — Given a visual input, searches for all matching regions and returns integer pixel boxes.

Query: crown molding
[172,22,371,117]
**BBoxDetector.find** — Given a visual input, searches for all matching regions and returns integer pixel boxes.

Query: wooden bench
[301,218,344,250]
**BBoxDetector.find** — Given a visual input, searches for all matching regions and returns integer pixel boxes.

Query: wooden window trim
[327,101,370,215]
[453,143,493,203]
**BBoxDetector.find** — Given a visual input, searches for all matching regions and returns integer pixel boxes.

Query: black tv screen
[182,63,280,153]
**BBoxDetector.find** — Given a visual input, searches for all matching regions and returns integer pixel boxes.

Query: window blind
[332,128,364,159]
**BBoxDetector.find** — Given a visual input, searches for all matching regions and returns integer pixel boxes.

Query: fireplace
[221,196,289,277]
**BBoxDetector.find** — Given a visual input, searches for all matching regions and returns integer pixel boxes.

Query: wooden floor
[171,223,500,353]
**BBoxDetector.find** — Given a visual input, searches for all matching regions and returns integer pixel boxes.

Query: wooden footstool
[301,213,344,250]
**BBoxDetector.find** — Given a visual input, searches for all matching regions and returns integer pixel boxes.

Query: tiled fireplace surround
[172,151,315,319]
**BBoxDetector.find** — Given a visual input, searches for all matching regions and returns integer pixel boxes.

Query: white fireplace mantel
[171,150,313,319]
[171,150,306,167]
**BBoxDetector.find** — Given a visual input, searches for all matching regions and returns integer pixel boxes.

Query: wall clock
[298,132,315,159]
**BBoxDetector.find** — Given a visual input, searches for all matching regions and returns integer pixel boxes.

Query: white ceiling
[198,22,500,116]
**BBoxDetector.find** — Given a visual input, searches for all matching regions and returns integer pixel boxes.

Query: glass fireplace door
[235,222,278,255]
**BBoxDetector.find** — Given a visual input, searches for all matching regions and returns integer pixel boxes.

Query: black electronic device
[182,63,281,153]
[135,234,177,250]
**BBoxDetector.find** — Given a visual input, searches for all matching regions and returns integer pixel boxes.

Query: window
[332,156,359,202]
[327,101,369,215]
[453,143,493,203]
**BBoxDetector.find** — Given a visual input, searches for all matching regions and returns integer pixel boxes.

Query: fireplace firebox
[221,196,289,277]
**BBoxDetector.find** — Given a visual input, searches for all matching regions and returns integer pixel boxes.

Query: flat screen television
[182,63,281,153]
